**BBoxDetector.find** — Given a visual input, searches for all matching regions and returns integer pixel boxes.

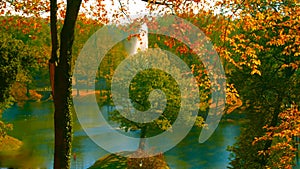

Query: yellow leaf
[251,69,261,76]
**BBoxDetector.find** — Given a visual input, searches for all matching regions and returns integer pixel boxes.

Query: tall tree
[3,0,299,168]
[0,32,36,134]
[49,0,82,168]
[219,0,300,168]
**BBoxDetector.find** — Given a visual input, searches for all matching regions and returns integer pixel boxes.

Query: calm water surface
[2,101,241,168]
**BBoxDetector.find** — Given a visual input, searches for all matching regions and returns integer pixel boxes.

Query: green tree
[223,0,300,168]
[48,0,82,168]
[0,32,36,135]
[0,16,52,91]
[105,45,206,151]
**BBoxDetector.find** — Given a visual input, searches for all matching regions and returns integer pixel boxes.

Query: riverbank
[0,101,246,168]
[89,151,170,169]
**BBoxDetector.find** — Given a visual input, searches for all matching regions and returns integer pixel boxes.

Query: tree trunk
[139,126,147,150]
[52,0,82,168]
[49,0,58,97]
[261,104,281,166]
[261,68,295,166]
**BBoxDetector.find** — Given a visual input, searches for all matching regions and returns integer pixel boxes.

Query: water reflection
[2,102,241,168]
[165,124,240,169]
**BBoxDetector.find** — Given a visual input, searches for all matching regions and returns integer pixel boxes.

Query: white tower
[124,23,148,55]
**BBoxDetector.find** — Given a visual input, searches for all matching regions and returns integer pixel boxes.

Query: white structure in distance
[124,23,149,56]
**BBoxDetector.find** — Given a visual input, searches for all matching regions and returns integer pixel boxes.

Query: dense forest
[0,0,299,168]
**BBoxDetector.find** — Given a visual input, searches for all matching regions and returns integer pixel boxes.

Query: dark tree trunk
[139,126,147,150]
[49,0,58,96]
[260,102,282,166]
[50,0,82,168]
[261,68,295,166]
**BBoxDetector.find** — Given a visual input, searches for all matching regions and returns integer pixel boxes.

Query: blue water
[2,101,241,168]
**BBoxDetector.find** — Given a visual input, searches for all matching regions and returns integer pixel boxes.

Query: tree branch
[140,0,172,6]
[49,0,58,97]
[53,0,82,168]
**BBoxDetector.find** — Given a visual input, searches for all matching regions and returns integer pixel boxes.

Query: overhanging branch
[140,0,172,6]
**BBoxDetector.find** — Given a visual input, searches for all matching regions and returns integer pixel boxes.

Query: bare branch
[140,0,172,6]
[117,0,130,21]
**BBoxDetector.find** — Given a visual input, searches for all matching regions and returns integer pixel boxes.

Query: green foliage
[0,32,37,139]
[104,42,207,140]
[252,105,300,169]
[0,16,51,90]
[225,1,300,167]
[227,40,300,168]
[0,120,13,137]
[0,32,37,111]
[0,16,104,91]
[110,68,181,136]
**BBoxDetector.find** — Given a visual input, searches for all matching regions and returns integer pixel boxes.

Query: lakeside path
[72,90,101,97]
